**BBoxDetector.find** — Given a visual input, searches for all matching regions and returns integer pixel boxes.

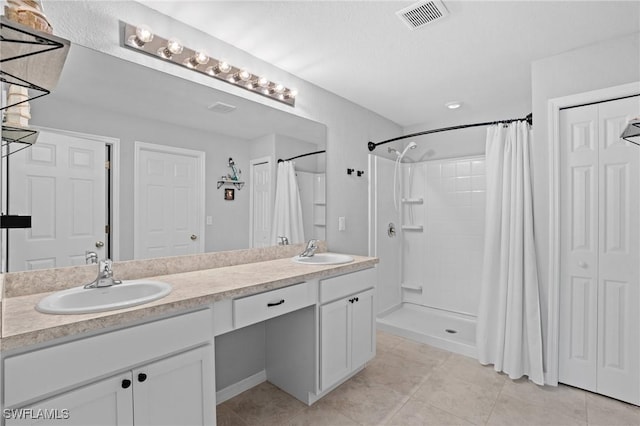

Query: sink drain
[445,329,458,334]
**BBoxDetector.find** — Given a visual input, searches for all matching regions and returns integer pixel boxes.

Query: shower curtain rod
[278,150,326,163]
[367,113,533,152]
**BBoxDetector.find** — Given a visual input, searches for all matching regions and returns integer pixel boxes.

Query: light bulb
[274,83,285,94]
[257,76,270,88]
[167,39,183,55]
[218,61,231,73]
[184,51,209,68]
[445,101,462,109]
[288,88,298,98]
[238,69,251,81]
[157,38,183,59]
[128,25,153,47]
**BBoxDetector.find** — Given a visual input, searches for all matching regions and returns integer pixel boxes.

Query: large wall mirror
[2,44,326,272]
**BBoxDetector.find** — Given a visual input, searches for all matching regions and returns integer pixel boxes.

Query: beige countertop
[1,254,378,352]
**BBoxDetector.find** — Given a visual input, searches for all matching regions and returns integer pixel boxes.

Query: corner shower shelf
[402,198,424,205]
[401,283,423,292]
[401,225,423,232]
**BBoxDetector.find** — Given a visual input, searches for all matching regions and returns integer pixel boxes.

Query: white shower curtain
[271,160,305,245]
[476,120,544,385]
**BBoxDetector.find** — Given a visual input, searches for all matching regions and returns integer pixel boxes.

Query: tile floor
[216,330,640,425]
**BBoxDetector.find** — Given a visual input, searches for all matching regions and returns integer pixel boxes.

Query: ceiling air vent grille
[207,102,237,114]
[396,0,449,30]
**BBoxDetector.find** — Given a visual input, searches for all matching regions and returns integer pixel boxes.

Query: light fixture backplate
[120,22,296,107]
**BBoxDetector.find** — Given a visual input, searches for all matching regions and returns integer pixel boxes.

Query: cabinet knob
[190,234,198,241]
[355,297,359,302]
[138,373,148,382]
[95,241,105,248]
[122,379,131,389]
[578,261,588,268]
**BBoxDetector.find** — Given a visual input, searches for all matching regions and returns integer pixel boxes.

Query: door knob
[95,241,105,248]
[190,234,198,240]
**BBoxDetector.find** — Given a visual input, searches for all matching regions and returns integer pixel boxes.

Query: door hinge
[105,225,110,234]
[105,160,111,170]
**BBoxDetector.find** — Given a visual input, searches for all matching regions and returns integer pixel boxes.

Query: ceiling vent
[396,0,449,30]
[207,101,237,114]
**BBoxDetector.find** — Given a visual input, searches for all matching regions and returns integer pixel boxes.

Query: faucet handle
[85,251,98,265]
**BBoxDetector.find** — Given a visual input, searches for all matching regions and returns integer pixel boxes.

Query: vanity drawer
[233,282,315,329]
[320,267,376,304]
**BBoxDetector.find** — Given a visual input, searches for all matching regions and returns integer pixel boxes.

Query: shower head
[398,141,417,159]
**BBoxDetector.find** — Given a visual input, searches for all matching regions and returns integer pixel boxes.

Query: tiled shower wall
[401,156,486,316]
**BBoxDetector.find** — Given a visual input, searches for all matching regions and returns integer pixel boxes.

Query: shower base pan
[377,303,477,358]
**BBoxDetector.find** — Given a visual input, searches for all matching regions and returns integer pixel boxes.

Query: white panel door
[596,97,639,403]
[135,144,204,259]
[6,373,133,426]
[559,96,640,404]
[250,160,272,248]
[8,131,106,271]
[559,104,599,392]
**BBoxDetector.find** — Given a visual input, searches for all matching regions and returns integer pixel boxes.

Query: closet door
[559,96,640,405]
[596,97,639,403]
[559,104,599,393]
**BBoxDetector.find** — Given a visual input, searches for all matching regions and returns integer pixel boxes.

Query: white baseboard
[216,370,267,405]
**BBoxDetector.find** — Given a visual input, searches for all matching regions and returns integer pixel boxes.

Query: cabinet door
[132,345,214,426]
[6,374,133,426]
[351,288,376,369]
[320,297,351,391]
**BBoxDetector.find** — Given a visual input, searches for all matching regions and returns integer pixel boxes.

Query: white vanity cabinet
[318,268,376,392]
[6,346,212,426]
[3,309,215,426]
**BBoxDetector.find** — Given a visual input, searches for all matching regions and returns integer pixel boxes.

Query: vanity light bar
[121,22,297,107]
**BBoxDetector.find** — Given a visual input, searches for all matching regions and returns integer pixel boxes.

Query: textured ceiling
[139,1,640,128]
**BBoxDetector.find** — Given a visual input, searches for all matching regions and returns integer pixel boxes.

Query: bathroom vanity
[0,249,378,425]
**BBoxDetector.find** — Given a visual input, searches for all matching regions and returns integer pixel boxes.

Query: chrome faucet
[299,239,319,257]
[84,258,122,289]
[277,236,289,246]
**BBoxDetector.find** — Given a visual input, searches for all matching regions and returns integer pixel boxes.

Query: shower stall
[369,137,487,358]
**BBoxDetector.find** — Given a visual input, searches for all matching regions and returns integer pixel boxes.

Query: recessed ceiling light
[445,101,462,109]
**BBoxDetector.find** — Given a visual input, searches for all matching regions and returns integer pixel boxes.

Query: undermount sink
[292,253,354,265]
[36,280,172,315]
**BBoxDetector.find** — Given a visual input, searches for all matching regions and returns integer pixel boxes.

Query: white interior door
[8,130,107,271]
[250,158,272,248]
[559,96,640,404]
[595,98,639,402]
[134,142,204,259]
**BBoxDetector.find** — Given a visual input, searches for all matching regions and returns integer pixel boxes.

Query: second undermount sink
[36,280,172,315]
[292,253,354,265]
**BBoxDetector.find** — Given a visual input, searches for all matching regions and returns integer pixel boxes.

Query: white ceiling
[139,0,639,128]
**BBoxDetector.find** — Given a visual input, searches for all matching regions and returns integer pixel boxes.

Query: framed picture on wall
[224,188,235,201]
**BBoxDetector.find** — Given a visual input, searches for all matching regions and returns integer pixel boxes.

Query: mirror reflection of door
[7,130,110,271]
[250,157,272,248]
[134,142,205,259]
